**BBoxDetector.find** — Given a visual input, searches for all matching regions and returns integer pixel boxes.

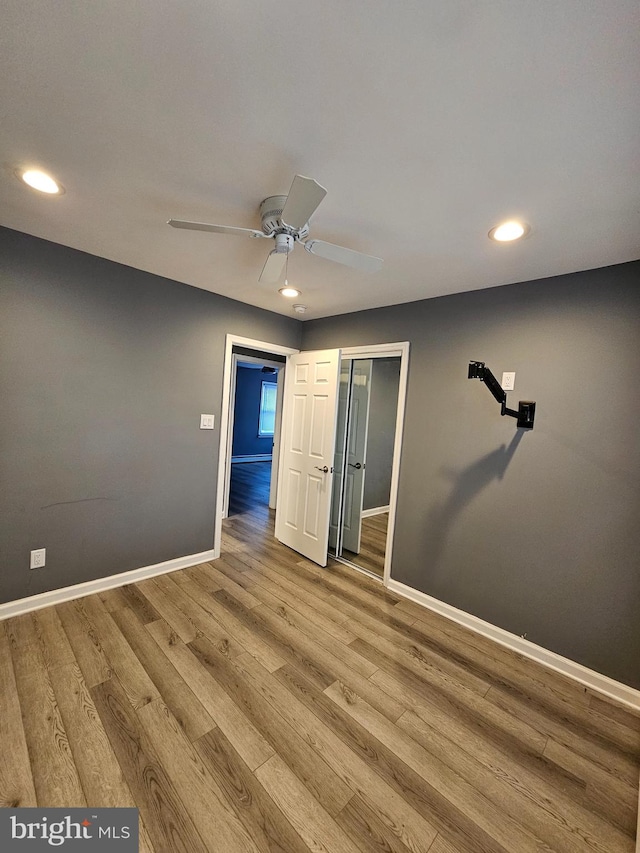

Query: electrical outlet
[501,372,516,391]
[30,548,46,569]
[200,414,215,430]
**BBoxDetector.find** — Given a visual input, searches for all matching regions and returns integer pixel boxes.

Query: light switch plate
[200,414,215,429]
[501,372,516,391]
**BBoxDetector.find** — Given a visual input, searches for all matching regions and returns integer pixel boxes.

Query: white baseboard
[0,549,216,621]
[231,455,273,463]
[387,579,640,713]
[361,505,390,518]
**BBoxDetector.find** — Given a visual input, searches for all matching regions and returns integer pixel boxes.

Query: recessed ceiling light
[18,168,63,194]
[488,220,530,242]
[279,285,301,298]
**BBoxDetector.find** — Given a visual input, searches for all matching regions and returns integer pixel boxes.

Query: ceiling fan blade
[259,250,287,283]
[281,175,327,230]
[303,239,383,273]
[167,219,266,238]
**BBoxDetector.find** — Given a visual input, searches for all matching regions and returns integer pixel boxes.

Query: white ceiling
[1,1,639,320]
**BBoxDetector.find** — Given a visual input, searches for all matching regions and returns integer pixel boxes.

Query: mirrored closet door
[329,355,402,578]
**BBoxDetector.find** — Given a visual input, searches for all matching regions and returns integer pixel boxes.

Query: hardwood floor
[1,503,639,851]
[343,512,388,578]
[228,460,272,517]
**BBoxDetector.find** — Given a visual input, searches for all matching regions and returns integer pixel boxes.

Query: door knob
[348,462,362,470]
[315,465,329,473]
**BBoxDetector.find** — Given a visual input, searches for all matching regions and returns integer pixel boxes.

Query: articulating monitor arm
[468,361,536,430]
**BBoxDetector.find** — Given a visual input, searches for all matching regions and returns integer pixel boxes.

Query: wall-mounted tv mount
[468,361,536,430]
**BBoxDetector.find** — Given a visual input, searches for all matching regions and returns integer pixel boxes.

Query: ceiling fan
[168,175,383,283]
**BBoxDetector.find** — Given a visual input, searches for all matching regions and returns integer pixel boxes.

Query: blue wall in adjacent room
[232,366,276,457]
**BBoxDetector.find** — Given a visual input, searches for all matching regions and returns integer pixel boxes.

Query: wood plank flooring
[232,459,387,578]
[343,512,389,578]
[228,460,272,516]
[1,505,639,852]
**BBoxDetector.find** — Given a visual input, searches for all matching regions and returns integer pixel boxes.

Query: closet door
[341,359,372,554]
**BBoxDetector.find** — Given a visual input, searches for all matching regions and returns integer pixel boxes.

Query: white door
[275,349,341,566]
[342,359,372,554]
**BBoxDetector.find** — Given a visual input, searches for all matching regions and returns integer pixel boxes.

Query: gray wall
[302,262,640,688]
[363,357,401,511]
[0,227,300,604]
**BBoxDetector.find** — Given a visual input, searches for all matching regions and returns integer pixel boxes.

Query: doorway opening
[329,348,406,582]
[227,352,285,523]
[274,341,408,582]
[213,335,299,560]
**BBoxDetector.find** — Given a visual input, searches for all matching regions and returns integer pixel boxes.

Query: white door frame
[213,334,299,559]
[269,367,285,510]
[338,342,410,586]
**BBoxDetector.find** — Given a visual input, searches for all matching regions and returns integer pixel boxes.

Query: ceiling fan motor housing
[260,195,310,239]
[274,233,294,254]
